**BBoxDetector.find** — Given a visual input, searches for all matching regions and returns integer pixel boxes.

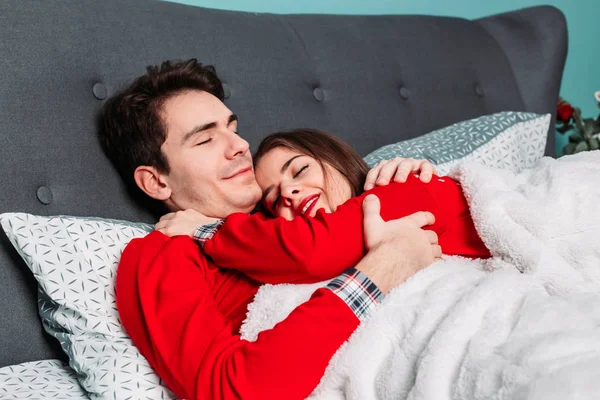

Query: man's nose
[225,131,250,159]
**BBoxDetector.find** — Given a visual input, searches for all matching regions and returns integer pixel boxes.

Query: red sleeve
[116,231,359,400]
[203,175,447,284]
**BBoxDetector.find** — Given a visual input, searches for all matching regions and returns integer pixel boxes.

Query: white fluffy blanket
[240,151,600,400]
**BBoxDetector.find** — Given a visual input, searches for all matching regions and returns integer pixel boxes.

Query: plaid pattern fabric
[326,268,384,320]
[193,219,225,248]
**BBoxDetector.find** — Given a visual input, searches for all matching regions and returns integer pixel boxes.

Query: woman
[158,129,490,285]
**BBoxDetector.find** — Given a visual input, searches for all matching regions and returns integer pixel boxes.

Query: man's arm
[117,231,378,400]
[118,199,439,400]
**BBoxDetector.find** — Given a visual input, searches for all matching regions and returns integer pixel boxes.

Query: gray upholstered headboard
[0,0,567,367]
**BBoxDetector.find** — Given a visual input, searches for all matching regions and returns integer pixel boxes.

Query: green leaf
[575,141,589,153]
[569,133,582,143]
[564,143,576,155]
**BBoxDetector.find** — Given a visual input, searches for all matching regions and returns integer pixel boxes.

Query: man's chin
[230,185,262,214]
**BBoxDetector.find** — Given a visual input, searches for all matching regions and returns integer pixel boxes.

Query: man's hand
[355,195,442,294]
[364,157,438,190]
[155,209,220,237]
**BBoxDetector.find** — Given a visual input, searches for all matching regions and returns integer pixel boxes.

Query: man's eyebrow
[181,122,216,144]
[180,114,238,145]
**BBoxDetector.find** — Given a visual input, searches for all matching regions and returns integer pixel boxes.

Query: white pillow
[0,359,88,399]
[0,213,177,400]
[364,111,551,175]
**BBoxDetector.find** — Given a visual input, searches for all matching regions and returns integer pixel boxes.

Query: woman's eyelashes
[294,165,308,178]
[196,137,212,146]
[270,164,309,211]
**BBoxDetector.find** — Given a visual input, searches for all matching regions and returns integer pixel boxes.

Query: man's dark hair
[100,59,224,193]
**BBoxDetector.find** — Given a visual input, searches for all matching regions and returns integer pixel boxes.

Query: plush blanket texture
[240,151,600,400]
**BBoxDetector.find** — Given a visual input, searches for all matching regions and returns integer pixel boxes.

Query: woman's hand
[155,209,220,237]
[364,157,438,191]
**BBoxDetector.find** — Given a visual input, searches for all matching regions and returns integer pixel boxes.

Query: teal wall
[166,0,600,156]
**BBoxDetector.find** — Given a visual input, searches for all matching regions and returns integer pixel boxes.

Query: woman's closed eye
[294,165,308,178]
[196,138,212,146]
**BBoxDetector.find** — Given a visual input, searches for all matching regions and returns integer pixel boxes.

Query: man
[101,59,440,400]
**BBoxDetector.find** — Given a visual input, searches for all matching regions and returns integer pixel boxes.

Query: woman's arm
[201,175,445,284]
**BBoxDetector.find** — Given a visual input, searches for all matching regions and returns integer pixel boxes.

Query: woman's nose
[281,185,300,207]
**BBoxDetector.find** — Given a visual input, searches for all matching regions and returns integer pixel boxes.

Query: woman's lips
[297,194,320,217]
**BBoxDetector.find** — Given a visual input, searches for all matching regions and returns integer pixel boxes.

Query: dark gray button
[222,83,231,99]
[36,186,53,205]
[399,87,410,99]
[313,87,324,102]
[92,83,107,100]
[475,84,484,97]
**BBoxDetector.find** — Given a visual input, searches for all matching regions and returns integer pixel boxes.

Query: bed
[0,0,567,398]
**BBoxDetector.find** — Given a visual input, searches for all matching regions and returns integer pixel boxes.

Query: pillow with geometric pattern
[0,213,177,400]
[364,111,551,175]
[0,359,88,399]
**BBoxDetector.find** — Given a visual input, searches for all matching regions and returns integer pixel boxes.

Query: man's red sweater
[117,232,361,400]
[117,175,490,399]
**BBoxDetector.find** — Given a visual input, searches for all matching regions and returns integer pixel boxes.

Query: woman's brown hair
[254,129,370,197]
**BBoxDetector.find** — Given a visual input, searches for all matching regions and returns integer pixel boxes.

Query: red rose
[557,99,574,123]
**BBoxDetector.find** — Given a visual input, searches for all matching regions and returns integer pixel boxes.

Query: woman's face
[255,147,352,220]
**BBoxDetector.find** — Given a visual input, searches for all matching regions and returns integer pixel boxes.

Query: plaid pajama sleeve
[325,268,385,320]
[193,219,225,248]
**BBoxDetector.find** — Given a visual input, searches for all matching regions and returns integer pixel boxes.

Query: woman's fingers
[365,158,439,190]
[416,161,434,183]
[378,158,409,185]
[158,212,176,222]
[364,160,389,190]
[391,158,417,183]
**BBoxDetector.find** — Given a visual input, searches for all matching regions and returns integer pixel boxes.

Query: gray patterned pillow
[0,359,88,399]
[364,111,550,175]
[0,213,177,400]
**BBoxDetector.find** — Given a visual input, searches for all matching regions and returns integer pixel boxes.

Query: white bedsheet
[241,151,600,400]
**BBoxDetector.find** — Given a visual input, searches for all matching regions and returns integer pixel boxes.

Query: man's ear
[133,165,172,201]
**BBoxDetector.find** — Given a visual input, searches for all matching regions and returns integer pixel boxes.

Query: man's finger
[362,194,383,228]
[426,230,439,245]
[404,211,435,228]
[432,244,443,258]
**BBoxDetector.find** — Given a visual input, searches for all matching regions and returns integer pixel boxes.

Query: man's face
[159,90,262,218]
